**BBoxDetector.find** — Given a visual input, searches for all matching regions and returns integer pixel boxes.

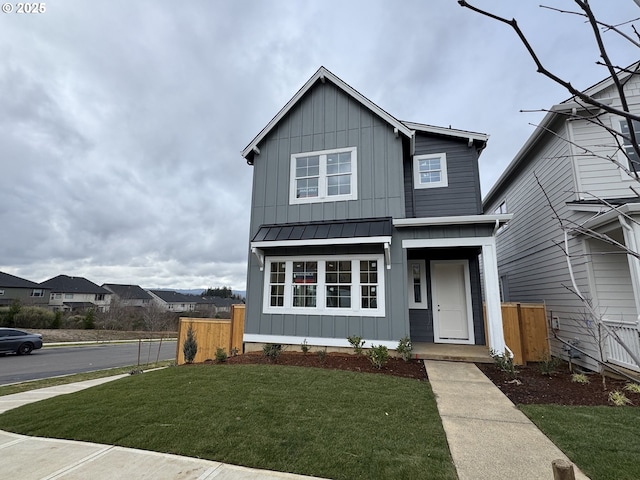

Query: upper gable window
[290,147,357,204]
[617,119,640,174]
[413,153,448,189]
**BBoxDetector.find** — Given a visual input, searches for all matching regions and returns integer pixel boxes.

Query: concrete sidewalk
[0,375,327,480]
[425,360,590,480]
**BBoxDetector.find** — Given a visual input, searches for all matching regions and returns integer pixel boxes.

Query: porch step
[412,343,492,364]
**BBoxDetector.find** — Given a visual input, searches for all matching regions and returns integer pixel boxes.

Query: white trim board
[251,235,392,249]
[393,214,512,227]
[402,237,496,249]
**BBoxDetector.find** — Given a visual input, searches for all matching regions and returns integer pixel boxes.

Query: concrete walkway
[0,376,327,480]
[425,360,590,480]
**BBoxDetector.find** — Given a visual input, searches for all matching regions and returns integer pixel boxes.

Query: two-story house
[147,290,197,313]
[40,275,112,312]
[483,64,640,373]
[241,67,510,354]
[102,283,153,308]
[0,271,50,307]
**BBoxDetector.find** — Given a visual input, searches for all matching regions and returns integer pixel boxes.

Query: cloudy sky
[1,1,638,291]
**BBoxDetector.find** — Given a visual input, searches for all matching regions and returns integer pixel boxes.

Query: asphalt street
[0,341,177,385]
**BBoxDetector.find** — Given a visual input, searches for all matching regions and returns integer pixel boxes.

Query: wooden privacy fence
[176,304,245,365]
[498,303,549,365]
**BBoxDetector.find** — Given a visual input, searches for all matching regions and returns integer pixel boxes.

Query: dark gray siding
[404,133,482,218]
[0,287,50,306]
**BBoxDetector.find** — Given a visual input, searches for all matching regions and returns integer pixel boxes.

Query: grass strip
[0,361,173,397]
[0,364,456,480]
[521,404,640,480]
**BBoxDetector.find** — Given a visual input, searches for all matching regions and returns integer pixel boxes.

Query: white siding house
[484,65,640,373]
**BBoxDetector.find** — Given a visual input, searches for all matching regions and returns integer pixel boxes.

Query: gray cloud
[1,0,637,289]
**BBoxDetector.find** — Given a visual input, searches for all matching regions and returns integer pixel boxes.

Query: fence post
[552,459,575,480]
[516,303,527,365]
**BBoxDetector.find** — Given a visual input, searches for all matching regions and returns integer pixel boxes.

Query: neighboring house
[0,271,50,307]
[241,66,510,353]
[195,296,237,316]
[147,290,197,313]
[40,275,112,312]
[483,65,640,373]
[102,283,153,308]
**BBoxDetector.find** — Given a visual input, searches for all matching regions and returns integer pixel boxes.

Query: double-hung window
[290,147,357,204]
[263,255,384,316]
[413,153,448,189]
[618,119,640,174]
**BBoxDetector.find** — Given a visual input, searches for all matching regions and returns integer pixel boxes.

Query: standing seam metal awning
[250,217,393,269]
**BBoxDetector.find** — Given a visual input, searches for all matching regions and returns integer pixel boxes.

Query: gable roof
[102,284,152,301]
[483,62,640,208]
[148,290,198,304]
[40,275,110,295]
[242,66,413,164]
[0,271,46,289]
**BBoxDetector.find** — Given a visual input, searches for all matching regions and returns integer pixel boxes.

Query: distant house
[102,284,153,308]
[241,67,509,353]
[483,64,640,373]
[195,296,238,316]
[147,290,197,313]
[0,271,50,307]
[40,275,112,312]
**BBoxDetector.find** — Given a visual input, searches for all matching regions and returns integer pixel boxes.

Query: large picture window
[413,153,448,189]
[290,147,357,204]
[263,255,384,316]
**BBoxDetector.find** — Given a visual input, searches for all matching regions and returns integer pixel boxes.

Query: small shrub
[13,306,55,329]
[347,335,365,355]
[537,353,560,376]
[229,347,239,357]
[262,343,282,362]
[83,310,96,330]
[316,347,327,363]
[571,373,590,384]
[367,344,389,369]
[182,324,198,364]
[490,349,518,379]
[50,310,62,329]
[301,339,310,355]
[396,336,413,362]
[624,382,640,394]
[608,390,632,406]
[215,347,227,363]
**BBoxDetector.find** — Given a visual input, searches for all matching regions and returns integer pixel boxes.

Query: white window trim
[289,147,358,204]
[413,153,448,189]
[407,259,428,309]
[262,254,385,317]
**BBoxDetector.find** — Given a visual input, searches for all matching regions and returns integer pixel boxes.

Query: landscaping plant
[571,373,590,384]
[490,349,518,379]
[300,339,309,355]
[396,336,412,362]
[215,347,227,363]
[347,335,365,355]
[608,390,632,407]
[316,347,327,363]
[262,343,282,362]
[367,344,389,369]
[537,352,560,376]
[182,323,198,363]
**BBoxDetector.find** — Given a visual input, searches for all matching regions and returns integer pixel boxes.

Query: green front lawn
[0,365,456,480]
[521,404,640,480]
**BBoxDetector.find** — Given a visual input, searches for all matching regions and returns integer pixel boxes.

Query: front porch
[412,342,492,363]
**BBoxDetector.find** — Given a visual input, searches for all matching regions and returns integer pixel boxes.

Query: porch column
[481,239,507,353]
[621,215,640,321]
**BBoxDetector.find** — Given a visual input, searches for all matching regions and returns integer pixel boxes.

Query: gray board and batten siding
[249,80,405,234]
[404,132,483,218]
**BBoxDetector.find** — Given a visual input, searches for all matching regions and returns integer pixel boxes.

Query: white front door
[432,260,474,344]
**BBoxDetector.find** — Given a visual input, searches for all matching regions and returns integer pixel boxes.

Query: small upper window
[290,147,357,204]
[0,289,4,296]
[413,153,448,189]
[493,201,508,233]
[31,289,44,297]
[618,119,640,174]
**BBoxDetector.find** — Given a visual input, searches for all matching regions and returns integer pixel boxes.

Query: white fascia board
[242,67,411,160]
[402,121,489,143]
[243,334,398,350]
[393,214,512,228]
[251,235,391,249]
[402,236,496,249]
[581,203,640,231]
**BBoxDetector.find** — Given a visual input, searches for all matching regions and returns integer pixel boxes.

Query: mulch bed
[206,352,640,406]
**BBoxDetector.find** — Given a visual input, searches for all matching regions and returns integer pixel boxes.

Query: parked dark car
[0,328,43,355]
